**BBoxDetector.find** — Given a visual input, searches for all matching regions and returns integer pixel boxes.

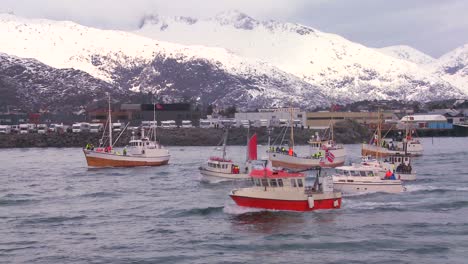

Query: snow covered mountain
[0,13,329,110]
[0,52,120,112]
[136,10,464,100]
[0,12,464,113]
[376,45,436,65]
[431,44,468,94]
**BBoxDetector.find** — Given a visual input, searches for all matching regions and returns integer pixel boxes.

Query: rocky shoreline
[0,120,372,148]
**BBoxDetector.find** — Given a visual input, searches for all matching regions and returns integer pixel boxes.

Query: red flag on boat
[248,133,258,161]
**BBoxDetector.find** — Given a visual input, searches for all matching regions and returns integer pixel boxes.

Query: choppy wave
[169,206,224,217]
[19,215,87,225]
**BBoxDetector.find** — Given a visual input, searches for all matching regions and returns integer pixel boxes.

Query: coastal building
[400,114,452,129]
[304,111,397,129]
[234,108,305,127]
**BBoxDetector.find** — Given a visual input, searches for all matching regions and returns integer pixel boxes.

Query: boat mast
[153,102,157,142]
[245,126,250,163]
[404,115,409,155]
[376,109,382,160]
[108,94,113,148]
[289,107,295,151]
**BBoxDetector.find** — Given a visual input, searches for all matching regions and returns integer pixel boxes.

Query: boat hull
[268,152,345,169]
[84,150,170,167]
[230,194,341,211]
[361,144,423,157]
[333,181,404,193]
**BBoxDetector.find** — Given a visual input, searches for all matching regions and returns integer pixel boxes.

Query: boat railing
[209,156,232,162]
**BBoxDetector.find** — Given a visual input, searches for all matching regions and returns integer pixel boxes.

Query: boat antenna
[108,93,113,148]
[222,128,228,161]
[152,96,158,142]
[330,108,334,142]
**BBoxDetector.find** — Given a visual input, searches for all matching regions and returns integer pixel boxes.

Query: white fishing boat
[199,131,257,180]
[362,114,423,157]
[83,95,170,167]
[308,123,346,167]
[230,161,342,212]
[268,109,344,169]
[332,161,404,194]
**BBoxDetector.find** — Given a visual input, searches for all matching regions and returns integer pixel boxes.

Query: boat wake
[172,206,224,217]
[223,203,265,215]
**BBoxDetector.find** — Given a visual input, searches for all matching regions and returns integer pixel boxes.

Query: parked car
[90,123,104,133]
[0,125,12,134]
[161,120,177,129]
[199,119,218,128]
[48,123,65,133]
[181,120,193,128]
[112,122,123,132]
[37,124,48,134]
[19,124,28,134]
[72,123,90,133]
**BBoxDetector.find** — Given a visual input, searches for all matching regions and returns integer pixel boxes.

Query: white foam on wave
[223,203,265,215]
[405,184,468,193]
[344,201,408,210]
[404,184,439,193]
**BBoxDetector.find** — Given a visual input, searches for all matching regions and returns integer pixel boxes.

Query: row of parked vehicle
[0,123,70,134]
[0,120,194,134]
[198,118,302,128]
[0,118,304,134]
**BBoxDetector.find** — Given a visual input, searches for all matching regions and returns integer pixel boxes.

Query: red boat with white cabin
[229,162,342,212]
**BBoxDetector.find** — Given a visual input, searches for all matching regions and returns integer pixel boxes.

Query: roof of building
[401,114,447,122]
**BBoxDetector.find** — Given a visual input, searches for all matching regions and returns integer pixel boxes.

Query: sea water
[0,138,467,263]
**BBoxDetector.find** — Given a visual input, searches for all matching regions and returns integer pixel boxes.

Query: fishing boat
[308,121,346,167]
[332,160,404,194]
[362,114,423,157]
[230,161,342,211]
[268,109,344,169]
[199,131,257,180]
[83,95,170,167]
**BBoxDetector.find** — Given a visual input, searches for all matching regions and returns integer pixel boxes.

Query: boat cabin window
[351,171,360,176]
[270,179,278,187]
[368,171,374,176]
[278,179,284,187]
[360,171,367,176]
[254,179,261,186]
[336,169,343,174]
[261,179,269,187]
[291,179,297,187]
[297,179,303,187]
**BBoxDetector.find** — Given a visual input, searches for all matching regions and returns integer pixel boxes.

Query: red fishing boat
[229,162,342,212]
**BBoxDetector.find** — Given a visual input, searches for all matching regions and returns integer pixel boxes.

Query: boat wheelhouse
[381,154,416,181]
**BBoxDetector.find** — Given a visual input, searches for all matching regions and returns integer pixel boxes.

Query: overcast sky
[1,0,467,57]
